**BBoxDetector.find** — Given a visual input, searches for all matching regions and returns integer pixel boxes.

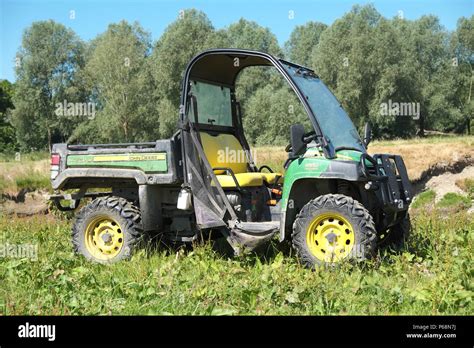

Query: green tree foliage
[284,21,327,67]
[70,21,155,143]
[149,9,215,138]
[226,19,283,104]
[312,5,386,135]
[310,5,471,138]
[445,16,474,134]
[405,16,450,136]
[244,84,308,146]
[5,7,474,150]
[11,20,85,150]
[0,80,17,152]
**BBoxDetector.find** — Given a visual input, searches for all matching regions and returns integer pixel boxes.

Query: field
[0,136,473,315]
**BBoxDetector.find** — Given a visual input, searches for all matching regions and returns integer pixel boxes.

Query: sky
[1,0,473,82]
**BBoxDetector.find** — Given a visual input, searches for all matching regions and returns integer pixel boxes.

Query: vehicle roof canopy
[187,49,275,86]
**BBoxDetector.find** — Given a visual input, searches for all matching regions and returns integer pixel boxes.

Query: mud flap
[228,221,279,254]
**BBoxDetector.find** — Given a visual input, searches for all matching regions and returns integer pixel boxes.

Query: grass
[1,136,473,315]
[437,193,472,210]
[0,151,50,162]
[370,135,474,146]
[15,172,51,191]
[411,190,436,209]
[0,159,50,195]
[0,209,472,315]
[456,178,474,199]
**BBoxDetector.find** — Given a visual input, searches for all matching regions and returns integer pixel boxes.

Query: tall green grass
[15,173,51,191]
[0,151,50,162]
[0,209,472,315]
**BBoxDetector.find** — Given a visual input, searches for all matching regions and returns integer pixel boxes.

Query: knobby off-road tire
[292,194,377,268]
[378,214,411,251]
[72,196,143,263]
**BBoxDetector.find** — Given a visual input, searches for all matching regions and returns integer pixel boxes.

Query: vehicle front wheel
[71,196,143,263]
[378,214,411,251]
[292,194,377,268]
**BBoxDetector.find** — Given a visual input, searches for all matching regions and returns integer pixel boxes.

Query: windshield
[281,63,365,152]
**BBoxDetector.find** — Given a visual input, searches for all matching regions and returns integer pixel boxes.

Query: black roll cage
[177,49,338,229]
[178,49,336,183]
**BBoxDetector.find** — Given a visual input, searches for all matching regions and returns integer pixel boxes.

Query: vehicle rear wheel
[292,194,377,268]
[72,196,143,263]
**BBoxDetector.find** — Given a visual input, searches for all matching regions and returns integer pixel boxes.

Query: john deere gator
[50,49,412,268]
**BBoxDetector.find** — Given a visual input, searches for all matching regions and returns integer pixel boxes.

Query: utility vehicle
[50,49,412,268]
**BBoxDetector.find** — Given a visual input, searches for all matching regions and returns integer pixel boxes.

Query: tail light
[51,154,60,179]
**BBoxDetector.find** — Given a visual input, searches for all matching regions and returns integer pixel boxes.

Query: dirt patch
[0,190,49,216]
[368,141,474,182]
[425,166,474,202]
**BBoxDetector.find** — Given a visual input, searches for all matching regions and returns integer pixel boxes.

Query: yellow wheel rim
[84,215,124,261]
[306,212,355,263]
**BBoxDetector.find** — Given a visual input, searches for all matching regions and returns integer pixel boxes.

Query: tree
[11,20,85,150]
[368,17,418,138]
[149,9,216,138]
[285,21,327,67]
[446,16,474,134]
[71,21,156,143]
[151,9,214,105]
[224,19,284,104]
[312,5,383,134]
[403,16,449,136]
[0,80,17,152]
[244,84,308,146]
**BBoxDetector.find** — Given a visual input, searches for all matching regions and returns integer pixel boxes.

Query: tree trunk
[47,127,52,153]
[418,115,425,137]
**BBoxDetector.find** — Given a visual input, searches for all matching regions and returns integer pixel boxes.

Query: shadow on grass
[139,228,294,267]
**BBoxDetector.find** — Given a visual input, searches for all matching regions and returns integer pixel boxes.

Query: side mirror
[290,124,307,157]
[363,122,372,147]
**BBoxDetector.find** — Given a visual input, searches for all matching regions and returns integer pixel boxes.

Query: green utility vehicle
[50,49,412,268]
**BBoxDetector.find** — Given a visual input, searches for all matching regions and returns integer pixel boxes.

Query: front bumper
[361,153,412,213]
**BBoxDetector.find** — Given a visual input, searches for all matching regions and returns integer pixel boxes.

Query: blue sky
[1,0,472,81]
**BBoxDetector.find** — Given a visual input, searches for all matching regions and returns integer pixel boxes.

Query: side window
[190,81,233,127]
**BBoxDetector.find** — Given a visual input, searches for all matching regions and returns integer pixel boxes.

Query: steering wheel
[285,130,317,153]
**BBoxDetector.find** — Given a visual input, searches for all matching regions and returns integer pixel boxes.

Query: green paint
[280,156,331,211]
[280,148,364,213]
[67,152,168,173]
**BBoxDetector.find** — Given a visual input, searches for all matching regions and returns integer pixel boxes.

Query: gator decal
[66,153,167,172]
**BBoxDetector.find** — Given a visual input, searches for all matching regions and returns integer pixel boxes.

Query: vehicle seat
[200,132,283,188]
